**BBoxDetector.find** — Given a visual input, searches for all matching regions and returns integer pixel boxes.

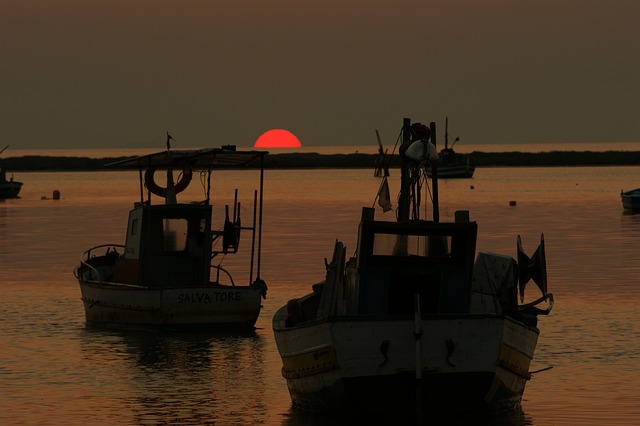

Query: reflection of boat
[427,117,475,179]
[621,188,640,211]
[75,142,268,330]
[273,118,553,416]
[0,145,23,198]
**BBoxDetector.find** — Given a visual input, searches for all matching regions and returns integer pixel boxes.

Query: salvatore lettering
[178,291,242,303]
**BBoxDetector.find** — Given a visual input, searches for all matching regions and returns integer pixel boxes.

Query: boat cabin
[350,208,477,316]
[115,203,213,287]
[97,146,266,290]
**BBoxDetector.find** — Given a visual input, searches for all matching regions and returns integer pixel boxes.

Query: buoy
[509,201,517,206]
[53,190,60,200]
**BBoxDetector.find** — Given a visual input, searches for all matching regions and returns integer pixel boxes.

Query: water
[1,165,640,425]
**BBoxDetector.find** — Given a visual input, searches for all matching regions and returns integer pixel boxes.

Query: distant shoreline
[2,150,640,171]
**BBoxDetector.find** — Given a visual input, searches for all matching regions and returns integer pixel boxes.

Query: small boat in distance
[75,141,268,331]
[0,145,23,199]
[621,188,640,211]
[427,117,475,179]
[273,118,553,417]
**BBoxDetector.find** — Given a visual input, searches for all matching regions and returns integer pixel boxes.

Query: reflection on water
[77,328,269,425]
[1,167,640,425]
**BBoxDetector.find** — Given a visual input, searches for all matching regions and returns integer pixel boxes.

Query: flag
[378,177,392,212]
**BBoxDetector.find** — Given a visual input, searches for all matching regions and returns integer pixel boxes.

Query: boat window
[372,233,451,258]
[131,218,138,236]
[163,218,188,252]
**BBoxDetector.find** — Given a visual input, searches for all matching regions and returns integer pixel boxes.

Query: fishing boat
[426,117,475,178]
[621,188,640,211]
[0,168,22,199]
[273,118,553,416]
[75,142,268,331]
[0,145,23,198]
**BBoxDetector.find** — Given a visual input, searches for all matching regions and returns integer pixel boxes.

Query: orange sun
[254,129,301,148]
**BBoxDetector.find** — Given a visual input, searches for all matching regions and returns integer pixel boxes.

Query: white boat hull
[273,307,538,413]
[427,164,475,179]
[80,280,263,330]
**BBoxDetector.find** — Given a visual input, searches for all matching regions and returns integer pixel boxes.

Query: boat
[0,167,22,199]
[74,141,268,331]
[426,117,475,178]
[621,188,640,211]
[0,145,23,198]
[273,118,553,417]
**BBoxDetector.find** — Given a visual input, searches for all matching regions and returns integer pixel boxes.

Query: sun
[254,129,301,148]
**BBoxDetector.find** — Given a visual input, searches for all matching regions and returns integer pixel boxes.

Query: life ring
[144,165,192,197]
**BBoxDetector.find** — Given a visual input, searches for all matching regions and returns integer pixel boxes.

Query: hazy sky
[2,0,638,149]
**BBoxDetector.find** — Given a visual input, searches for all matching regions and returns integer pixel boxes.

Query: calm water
[1,165,639,425]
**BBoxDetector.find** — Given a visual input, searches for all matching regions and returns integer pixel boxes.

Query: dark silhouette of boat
[621,188,640,211]
[0,146,23,198]
[75,139,268,330]
[273,118,553,416]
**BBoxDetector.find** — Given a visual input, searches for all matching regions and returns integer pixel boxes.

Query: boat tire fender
[144,165,192,197]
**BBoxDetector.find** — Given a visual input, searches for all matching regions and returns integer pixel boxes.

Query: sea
[1,143,639,425]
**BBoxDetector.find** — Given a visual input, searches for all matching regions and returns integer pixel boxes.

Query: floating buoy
[53,190,60,200]
[470,185,475,190]
[509,201,517,206]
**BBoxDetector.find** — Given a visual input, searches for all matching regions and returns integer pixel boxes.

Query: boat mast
[398,118,440,223]
[444,117,449,150]
[256,154,265,281]
[398,118,412,223]
[430,121,439,223]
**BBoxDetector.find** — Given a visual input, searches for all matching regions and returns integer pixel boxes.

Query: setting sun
[254,129,301,148]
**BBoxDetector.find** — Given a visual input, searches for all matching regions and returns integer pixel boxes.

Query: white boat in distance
[75,142,268,331]
[426,117,475,179]
[273,118,553,417]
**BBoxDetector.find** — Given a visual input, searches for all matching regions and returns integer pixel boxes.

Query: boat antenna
[444,117,449,150]
[0,145,8,156]
[450,136,460,149]
[166,132,174,152]
[445,117,461,149]
[430,121,440,223]
[446,118,461,149]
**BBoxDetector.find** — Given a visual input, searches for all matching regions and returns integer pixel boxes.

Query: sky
[2,0,638,150]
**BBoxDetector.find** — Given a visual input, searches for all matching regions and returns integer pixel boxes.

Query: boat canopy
[106,147,267,169]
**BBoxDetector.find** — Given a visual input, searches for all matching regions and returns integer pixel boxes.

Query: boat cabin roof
[106,147,267,169]
[357,219,478,267]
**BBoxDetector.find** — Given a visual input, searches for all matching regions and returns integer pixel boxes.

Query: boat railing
[76,244,125,283]
[519,292,554,316]
[211,264,236,286]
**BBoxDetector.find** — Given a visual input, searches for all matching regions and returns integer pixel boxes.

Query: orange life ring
[144,165,192,197]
